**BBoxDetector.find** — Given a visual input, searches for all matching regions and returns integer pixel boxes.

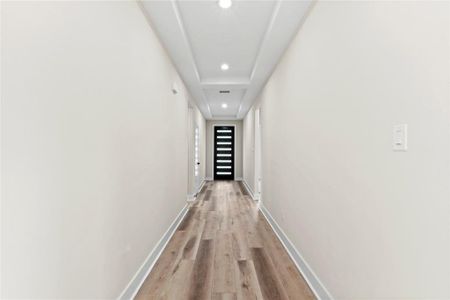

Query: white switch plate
[393,124,408,151]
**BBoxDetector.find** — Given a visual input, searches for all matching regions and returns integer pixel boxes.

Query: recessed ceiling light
[221,63,229,71]
[221,103,228,108]
[218,0,232,9]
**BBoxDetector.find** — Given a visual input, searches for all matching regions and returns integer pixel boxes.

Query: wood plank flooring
[135,181,315,300]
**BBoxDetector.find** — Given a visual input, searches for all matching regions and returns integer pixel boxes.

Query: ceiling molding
[249,0,282,81]
[234,0,315,119]
[140,0,314,120]
[171,0,213,118]
[201,81,250,90]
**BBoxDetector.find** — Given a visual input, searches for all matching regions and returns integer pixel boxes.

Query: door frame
[211,124,236,181]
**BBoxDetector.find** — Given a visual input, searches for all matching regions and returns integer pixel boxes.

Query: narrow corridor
[2,1,449,298]
[135,181,314,300]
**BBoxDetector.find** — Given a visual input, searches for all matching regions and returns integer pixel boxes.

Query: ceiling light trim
[218,0,232,9]
[220,63,230,71]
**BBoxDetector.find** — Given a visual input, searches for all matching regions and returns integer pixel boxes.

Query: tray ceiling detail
[140,0,313,120]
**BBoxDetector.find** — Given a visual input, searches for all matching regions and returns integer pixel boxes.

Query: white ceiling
[140,0,313,120]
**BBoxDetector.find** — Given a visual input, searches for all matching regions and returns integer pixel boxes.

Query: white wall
[206,120,243,180]
[246,1,450,298]
[1,1,204,298]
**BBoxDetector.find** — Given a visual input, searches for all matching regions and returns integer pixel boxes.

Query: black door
[214,126,234,180]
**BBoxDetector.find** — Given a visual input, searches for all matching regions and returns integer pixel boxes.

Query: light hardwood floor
[135,181,315,300]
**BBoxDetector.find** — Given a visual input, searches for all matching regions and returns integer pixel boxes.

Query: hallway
[135,181,314,300]
[2,0,449,299]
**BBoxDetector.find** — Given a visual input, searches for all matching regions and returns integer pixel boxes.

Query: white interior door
[194,124,201,190]
[254,109,262,200]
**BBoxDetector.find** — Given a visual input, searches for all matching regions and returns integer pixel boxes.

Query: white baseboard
[118,204,189,300]
[187,179,206,201]
[259,204,333,300]
[241,179,258,201]
[197,179,206,194]
[235,177,243,181]
[205,177,213,181]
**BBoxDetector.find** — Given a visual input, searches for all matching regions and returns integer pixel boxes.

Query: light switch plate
[393,124,408,151]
